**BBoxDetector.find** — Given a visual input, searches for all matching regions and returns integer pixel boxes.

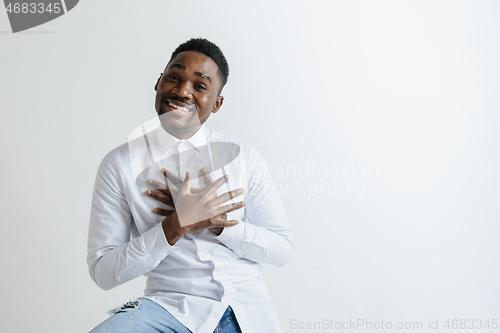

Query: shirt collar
[157,124,207,154]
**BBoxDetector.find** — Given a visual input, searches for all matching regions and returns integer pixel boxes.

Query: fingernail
[225,175,230,180]
[203,166,208,171]
[154,208,158,213]
[161,168,166,174]
[147,179,153,184]
[146,190,151,195]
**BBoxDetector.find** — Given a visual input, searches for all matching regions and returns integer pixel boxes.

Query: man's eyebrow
[168,64,211,84]
[195,72,211,84]
[170,63,186,70]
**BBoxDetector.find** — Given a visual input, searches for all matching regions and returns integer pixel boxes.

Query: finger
[221,202,242,214]
[214,188,245,205]
[208,214,226,226]
[200,216,238,229]
[146,189,174,207]
[153,208,173,217]
[224,220,239,226]
[204,175,230,197]
[147,179,173,197]
[180,171,192,195]
[210,215,239,227]
[201,166,213,188]
[215,201,245,216]
[188,215,233,231]
[161,168,183,185]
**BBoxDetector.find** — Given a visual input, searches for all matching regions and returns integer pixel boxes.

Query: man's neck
[162,125,202,140]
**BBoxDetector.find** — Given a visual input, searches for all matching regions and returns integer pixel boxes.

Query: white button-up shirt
[87,124,293,333]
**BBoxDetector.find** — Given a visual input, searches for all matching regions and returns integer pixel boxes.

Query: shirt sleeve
[214,145,293,267]
[87,151,178,291]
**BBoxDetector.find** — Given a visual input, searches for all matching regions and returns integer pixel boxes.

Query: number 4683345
[6,3,61,14]
[444,319,498,330]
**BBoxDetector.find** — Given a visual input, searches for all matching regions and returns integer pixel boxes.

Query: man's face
[154,51,224,139]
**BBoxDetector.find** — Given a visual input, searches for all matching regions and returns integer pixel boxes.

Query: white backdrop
[1,1,499,332]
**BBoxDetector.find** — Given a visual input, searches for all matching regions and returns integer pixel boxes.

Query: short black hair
[169,38,229,93]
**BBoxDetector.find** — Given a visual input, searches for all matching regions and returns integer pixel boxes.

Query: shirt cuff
[213,220,245,246]
[141,222,178,261]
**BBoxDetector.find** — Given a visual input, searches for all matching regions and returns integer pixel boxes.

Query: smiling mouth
[165,100,194,114]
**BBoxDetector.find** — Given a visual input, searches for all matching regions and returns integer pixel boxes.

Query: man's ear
[212,96,224,114]
[154,73,162,91]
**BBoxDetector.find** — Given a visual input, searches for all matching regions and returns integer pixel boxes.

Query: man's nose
[172,81,192,99]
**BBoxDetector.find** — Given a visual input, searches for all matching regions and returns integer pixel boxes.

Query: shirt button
[222,297,230,303]
[200,253,208,260]
[182,163,187,168]
[215,272,221,278]
[188,232,193,236]
[243,254,248,258]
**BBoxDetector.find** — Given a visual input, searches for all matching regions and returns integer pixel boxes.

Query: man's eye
[196,85,206,90]
[168,75,178,80]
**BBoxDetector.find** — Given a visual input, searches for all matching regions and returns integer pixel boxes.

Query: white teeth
[168,102,190,113]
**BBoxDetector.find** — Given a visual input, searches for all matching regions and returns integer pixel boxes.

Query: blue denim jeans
[89,298,242,333]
